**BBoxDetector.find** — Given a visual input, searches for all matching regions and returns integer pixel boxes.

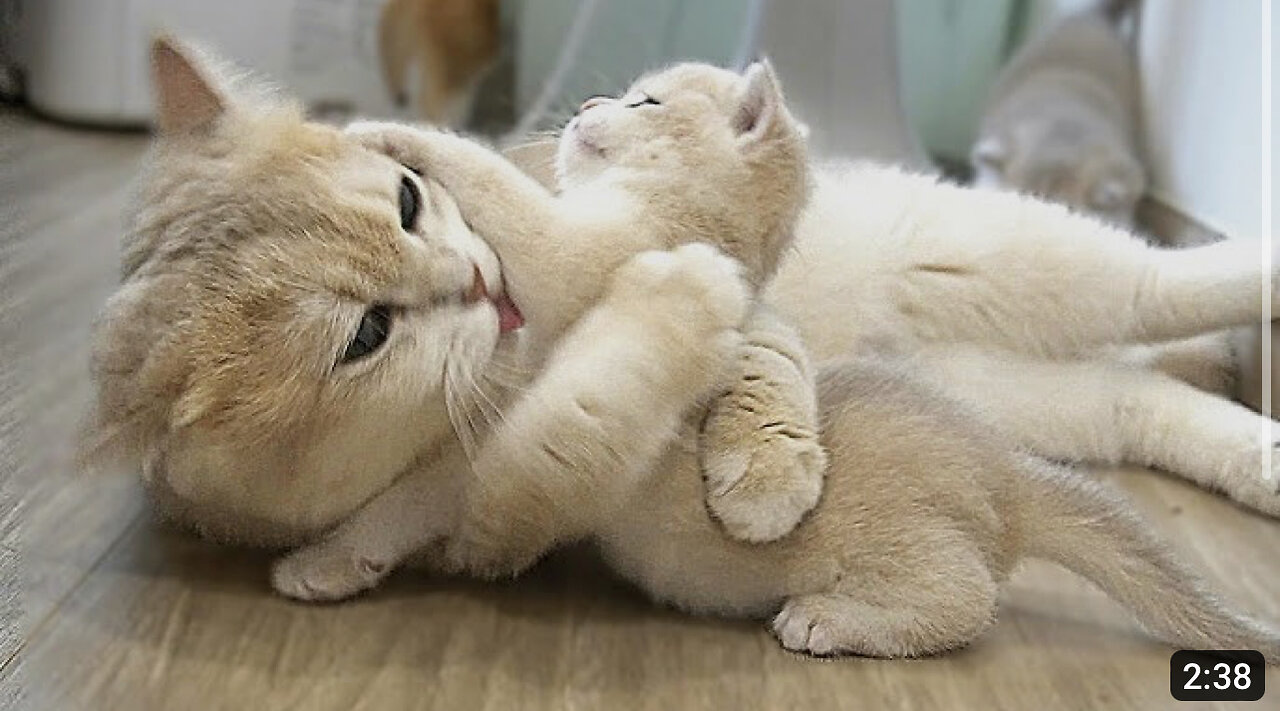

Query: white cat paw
[610,243,750,334]
[702,431,826,543]
[271,541,392,602]
[772,597,848,657]
[1217,422,1280,517]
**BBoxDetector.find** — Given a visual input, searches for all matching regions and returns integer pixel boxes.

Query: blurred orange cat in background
[378,0,500,126]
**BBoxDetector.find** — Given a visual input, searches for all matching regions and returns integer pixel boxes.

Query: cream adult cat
[85,40,1280,659]
[85,36,823,550]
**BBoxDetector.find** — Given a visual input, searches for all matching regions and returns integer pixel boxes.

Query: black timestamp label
[1170,650,1265,702]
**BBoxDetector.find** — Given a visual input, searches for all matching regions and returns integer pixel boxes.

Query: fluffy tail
[1015,457,1280,662]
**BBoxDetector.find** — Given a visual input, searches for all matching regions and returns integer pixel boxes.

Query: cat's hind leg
[919,347,1279,515]
[772,545,999,658]
[895,202,1273,356]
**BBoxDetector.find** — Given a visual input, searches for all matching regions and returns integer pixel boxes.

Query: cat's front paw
[609,244,750,337]
[1216,421,1280,516]
[271,540,393,602]
[701,414,826,543]
[346,120,454,173]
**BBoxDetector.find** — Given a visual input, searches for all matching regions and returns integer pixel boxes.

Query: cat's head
[84,38,511,546]
[556,60,810,283]
[970,121,1145,228]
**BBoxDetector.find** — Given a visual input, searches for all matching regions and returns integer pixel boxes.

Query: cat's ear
[734,59,787,143]
[970,136,1007,171]
[1090,178,1137,211]
[1090,164,1146,210]
[151,36,229,134]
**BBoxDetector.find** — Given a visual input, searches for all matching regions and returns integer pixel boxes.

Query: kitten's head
[84,38,511,546]
[556,60,810,283]
[971,121,1145,228]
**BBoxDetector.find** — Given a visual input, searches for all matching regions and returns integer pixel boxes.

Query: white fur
[767,162,1280,506]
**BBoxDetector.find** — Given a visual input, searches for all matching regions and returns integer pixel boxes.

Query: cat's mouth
[467,265,524,332]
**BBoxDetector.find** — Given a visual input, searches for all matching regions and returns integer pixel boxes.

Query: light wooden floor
[2,110,1277,711]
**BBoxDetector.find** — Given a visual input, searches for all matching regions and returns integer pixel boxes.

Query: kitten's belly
[592,363,1012,619]
[593,447,804,617]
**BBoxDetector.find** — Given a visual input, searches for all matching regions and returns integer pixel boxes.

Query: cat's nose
[578,96,610,115]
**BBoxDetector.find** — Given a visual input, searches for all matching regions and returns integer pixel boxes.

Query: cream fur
[764,162,1280,514]
[86,39,1280,660]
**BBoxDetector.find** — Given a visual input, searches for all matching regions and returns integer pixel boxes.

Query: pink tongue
[495,292,525,332]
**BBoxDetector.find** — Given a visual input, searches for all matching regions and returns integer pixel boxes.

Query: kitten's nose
[578,96,609,115]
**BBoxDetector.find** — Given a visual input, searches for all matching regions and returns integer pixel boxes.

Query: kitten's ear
[971,136,1007,170]
[1090,177,1138,210]
[151,36,229,134]
[734,59,786,143]
[1090,164,1146,210]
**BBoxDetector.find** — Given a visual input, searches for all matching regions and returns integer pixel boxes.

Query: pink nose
[578,96,610,114]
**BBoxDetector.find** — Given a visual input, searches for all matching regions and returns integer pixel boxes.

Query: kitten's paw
[346,121,420,161]
[702,427,826,543]
[772,596,851,657]
[271,541,392,602]
[1216,421,1280,516]
[346,121,457,173]
[610,243,750,335]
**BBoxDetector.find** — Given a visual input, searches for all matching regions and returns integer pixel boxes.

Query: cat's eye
[398,175,420,231]
[341,305,393,364]
[626,94,661,108]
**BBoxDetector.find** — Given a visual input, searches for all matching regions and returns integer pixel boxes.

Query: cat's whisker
[482,357,534,385]
[470,375,507,428]
[443,359,479,461]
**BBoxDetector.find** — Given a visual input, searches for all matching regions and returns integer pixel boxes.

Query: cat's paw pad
[772,597,848,657]
[271,542,391,602]
[611,244,749,332]
[703,431,826,543]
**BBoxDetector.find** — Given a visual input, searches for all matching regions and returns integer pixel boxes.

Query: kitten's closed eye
[341,305,393,363]
[625,94,661,108]
[399,176,421,231]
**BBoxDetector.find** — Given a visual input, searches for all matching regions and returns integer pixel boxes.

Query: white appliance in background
[21,0,407,126]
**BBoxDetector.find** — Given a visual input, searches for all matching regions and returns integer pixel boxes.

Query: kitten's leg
[700,304,827,543]
[897,208,1273,355]
[920,347,1279,515]
[347,121,627,340]
[270,459,463,601]
[347,121,559,246]
[451,244,750,578]
[773,544,998,657]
